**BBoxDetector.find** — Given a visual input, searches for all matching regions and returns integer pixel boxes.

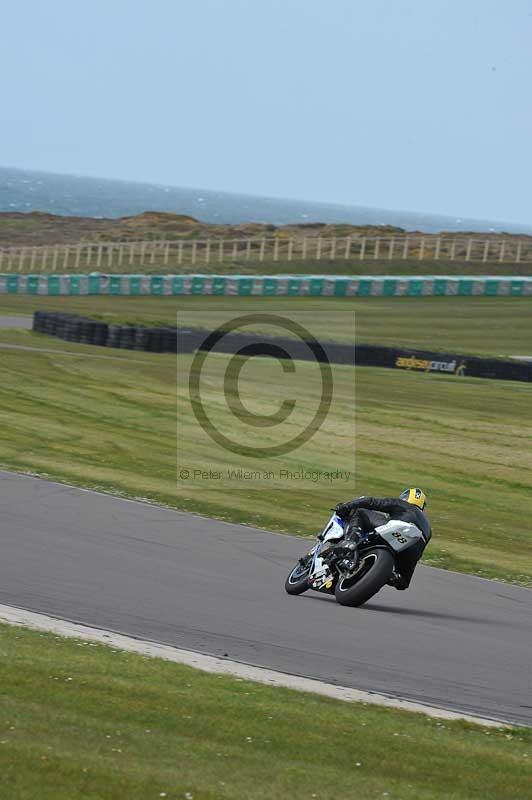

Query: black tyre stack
[92,321,108,347]
[106,325,122,349]
[118,326,136,350]
[32,310,46,333]
[148,328,163,353]
[133,327,150,351]
[79,319,94,345]
[64,317,83,342]
[32,311,192,356]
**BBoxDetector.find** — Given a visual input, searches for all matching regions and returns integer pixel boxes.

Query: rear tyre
[334,547,394,607]
[285,559,311,595]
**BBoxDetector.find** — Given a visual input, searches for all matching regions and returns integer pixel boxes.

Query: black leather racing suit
[336,497,432,589]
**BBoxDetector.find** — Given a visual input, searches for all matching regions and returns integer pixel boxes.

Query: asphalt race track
[1,472,531,725]
[0,315,32,329]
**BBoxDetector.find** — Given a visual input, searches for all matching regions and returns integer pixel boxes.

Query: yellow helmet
[400,487,427,510]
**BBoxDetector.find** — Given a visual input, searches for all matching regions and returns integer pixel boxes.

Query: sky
[1,0,531,224]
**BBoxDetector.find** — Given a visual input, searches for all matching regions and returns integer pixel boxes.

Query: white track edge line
[0,603,512,729]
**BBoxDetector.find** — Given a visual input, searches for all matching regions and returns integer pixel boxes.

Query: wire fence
[0,234,531,273]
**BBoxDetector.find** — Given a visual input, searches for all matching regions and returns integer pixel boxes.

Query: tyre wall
[32,311,532,383]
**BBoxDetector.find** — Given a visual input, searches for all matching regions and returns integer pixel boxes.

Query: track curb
[0,603,513,729]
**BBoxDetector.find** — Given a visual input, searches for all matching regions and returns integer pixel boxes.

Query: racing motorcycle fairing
[374,520,425,552]
[320,513,345,544]
[307,513,345,590]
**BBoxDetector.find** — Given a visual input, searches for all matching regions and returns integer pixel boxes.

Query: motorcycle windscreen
[321,514,345,542]
[374,520,424,552]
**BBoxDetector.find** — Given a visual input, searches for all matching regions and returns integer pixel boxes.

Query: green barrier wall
[1,274,532,297]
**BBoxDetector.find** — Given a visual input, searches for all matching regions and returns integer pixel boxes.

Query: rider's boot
[345,522,362,544]
[387,571,409,590]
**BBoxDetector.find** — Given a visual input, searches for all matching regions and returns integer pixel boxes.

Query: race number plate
[375,520,423,552]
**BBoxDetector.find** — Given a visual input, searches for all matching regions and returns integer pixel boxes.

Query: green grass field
[0,328,531,587]
[1,294,532,357]
[102,257,532,277]
[1,623,530,800]
[3,257,531,276]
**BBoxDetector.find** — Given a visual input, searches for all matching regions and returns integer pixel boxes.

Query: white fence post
[1,234,524,273]
[344,237,351,259]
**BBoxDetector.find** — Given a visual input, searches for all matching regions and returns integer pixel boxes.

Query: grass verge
[0,329,531,586]
[1,295,532,357]
[0,622,530,800]
[2,257,531,276]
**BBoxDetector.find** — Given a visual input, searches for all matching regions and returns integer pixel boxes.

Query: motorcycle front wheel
[284,559,311,595]
[334,547,394,607]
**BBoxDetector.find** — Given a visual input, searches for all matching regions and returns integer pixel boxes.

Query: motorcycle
[284,511,424,607]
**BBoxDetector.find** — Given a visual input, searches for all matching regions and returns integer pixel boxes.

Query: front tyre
[334,548,394,607]
[285,559,311,595]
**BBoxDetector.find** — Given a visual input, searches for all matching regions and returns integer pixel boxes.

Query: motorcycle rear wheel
[334,547,394,607]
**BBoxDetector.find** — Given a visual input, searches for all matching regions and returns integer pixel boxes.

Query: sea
[1,166,530,235]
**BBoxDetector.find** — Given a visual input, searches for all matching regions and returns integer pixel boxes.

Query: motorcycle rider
[326,488,431,590]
